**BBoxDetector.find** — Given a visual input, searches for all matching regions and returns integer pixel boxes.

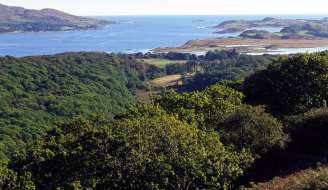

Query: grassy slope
[135,58,192,103]
[141,58,187,67]
[251,165,328,190]
[135,74,182,103]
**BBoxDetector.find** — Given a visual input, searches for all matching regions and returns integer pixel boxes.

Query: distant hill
[0,3,118,33]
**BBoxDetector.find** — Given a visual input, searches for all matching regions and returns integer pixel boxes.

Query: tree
[5,111,253,189]
[218,105,288,158]
[243,51,328,116]
[185,60,198,72]
[128,84,245,129]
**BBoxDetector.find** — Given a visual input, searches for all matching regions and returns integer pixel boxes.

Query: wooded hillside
[0,52,157,161]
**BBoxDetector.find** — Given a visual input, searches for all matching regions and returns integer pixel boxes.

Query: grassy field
[135,74,183,103]
[135,87,162,103]
[141,59,187,67]
[298,30,314,36]
[135,60,191,103]
[244,33,257,36]
[150,74,182,86]
[298,30,309,35]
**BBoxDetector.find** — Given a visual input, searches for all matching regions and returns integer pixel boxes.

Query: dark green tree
[218,105,288,157]
[5,111,253,189]
[243,51,328,116]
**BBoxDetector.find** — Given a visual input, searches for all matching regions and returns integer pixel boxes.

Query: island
[154,17,328,53]
[0,3,118,34]
[192,19,205,22]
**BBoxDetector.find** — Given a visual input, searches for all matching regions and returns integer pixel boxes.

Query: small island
[0,3,118,34]
[192,19,205,22]
[154,17,328,53]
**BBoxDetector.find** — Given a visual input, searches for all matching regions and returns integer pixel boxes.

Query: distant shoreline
[3,15,328,57]
[0,26,112,35]
[152,37,328,53]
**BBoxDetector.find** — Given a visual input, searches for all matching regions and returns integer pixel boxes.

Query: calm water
[1,15,328,57]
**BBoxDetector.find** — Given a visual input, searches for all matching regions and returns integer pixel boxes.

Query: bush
[218,105,289,157]
[6,111,253,189]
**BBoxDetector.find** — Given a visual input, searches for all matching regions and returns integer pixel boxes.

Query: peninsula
[154,17,328,53]
[0,3,118,34]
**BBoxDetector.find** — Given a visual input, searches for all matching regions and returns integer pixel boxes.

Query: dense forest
[183,49,276,91]
[2,50,328,189]
[0,52,165,161]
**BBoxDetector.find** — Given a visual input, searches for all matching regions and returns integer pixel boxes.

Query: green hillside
[0,52,155,161]
[0,3,117,33]
[2,51,328,189]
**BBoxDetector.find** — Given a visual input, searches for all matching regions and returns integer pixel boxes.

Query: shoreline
[0,25,115,35]
[152,37,328,53]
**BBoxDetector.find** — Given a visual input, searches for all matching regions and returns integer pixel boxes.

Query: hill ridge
[0,3,117,33]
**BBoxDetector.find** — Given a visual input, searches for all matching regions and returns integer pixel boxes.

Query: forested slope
[0,52,155,161]
[3,51,328,189]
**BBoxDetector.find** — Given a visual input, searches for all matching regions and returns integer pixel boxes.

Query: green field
[141,59,187,67]
[245,33,257,36]
[298,30,314,36]
[298,30,308,35]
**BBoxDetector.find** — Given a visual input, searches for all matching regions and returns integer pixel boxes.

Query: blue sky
[1,0,327,16]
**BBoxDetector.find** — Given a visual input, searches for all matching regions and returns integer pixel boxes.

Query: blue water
[1,15,328,57]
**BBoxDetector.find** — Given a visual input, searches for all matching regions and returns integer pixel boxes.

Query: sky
[1,0,328,16]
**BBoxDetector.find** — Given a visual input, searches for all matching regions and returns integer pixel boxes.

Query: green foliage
[117,84,244,130]
[288,107,328,154]
[235,107,328,187]
[185,69,247,91]
[118,83,289,159]
[114,84,292,188]
[184,50,274,91]
[5,111,253,189]
[239,30,279,39]
[165,62,186,75]
[205,49,238,61]
[134,52,197,61]
[0,52,162,161]
[243,51,328,116]
[218,80,244,93]
[0,162,35,189]
[165,52,197,60]
[218,105,288,157]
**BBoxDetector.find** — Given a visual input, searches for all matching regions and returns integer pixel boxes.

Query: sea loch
[1,14,328,57]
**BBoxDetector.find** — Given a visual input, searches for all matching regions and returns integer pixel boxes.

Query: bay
[1,14,328,57]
